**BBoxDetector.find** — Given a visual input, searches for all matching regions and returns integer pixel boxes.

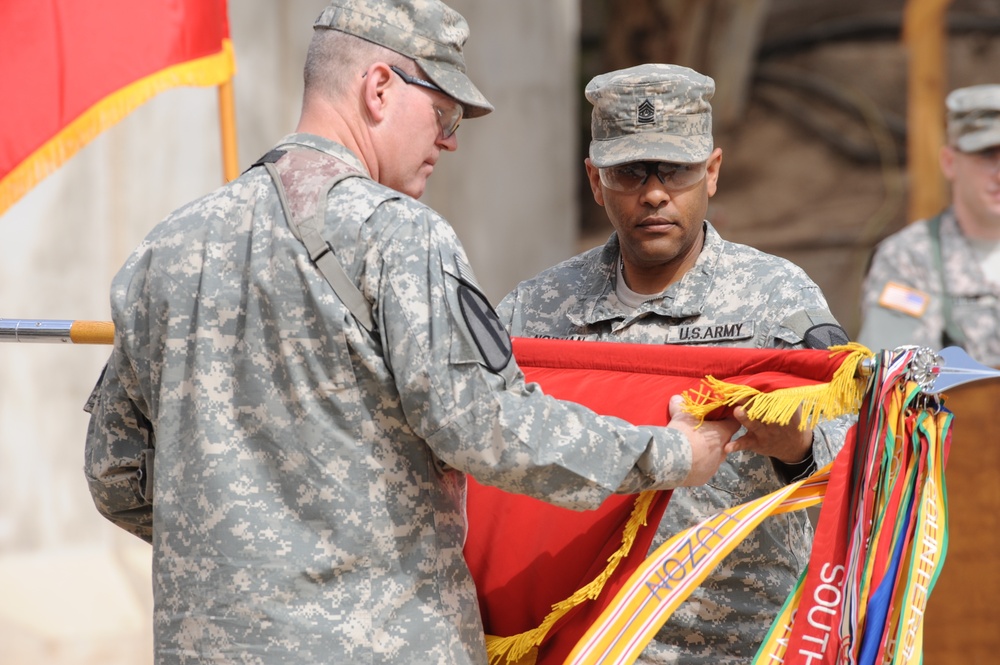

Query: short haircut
[303,29,413,102]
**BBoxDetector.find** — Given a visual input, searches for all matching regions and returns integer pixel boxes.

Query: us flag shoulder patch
[878,281,929,318]
[455,253,480,290]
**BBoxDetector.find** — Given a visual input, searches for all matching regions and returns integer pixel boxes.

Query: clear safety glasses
[598,160,708,193]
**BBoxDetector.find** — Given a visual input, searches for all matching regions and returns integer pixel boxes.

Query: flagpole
[218,78,239,182]
[0,319,114,345]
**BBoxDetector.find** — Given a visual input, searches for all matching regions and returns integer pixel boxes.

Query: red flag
[0,0,234,216]
[466,337,866,665]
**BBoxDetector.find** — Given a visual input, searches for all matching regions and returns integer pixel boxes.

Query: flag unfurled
[466,338,872,665]
[0,0,235,216]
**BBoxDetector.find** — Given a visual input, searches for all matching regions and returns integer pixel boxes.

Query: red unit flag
[0,0,235,215]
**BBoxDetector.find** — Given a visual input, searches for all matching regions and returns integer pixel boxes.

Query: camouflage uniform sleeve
[495,286,535,338]
[494,288,517,332]
[83,351,155,542]
[765,272,855,477]
[858,225,940,352]
[373,206,691,508]
[810,415,853,469]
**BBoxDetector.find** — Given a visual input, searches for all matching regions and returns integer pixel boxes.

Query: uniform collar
[569,221,724,329]
[274,133,371,179]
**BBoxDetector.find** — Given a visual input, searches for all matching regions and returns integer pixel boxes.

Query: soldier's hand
[666,395,739,487]
[725,404,813,465]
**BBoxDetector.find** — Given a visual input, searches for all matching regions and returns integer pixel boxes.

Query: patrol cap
[587,64,715,167]
[946,84,1000,152]
[314,0,494,118]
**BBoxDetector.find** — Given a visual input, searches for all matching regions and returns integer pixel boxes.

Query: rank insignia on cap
[878,282,930,318]
[637,99,655,124]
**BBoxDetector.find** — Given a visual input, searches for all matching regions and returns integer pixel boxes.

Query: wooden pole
[902,0,953,223]
[70,320,115,344]
[218,79,240,183]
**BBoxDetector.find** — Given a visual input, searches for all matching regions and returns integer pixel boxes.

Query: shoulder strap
[252,148,377,334]
[927,212,965,348]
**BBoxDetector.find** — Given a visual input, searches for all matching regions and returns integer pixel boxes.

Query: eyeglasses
[598,161,708,193]
[389,65,463,139]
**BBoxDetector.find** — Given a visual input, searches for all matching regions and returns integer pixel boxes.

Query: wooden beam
[902,0,954,223]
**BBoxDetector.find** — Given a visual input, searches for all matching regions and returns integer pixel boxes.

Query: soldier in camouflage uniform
[859,84,1000,366]
[497,64,853,665]
[82,4,741,665]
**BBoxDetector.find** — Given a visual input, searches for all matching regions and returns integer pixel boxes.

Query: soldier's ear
[705,147,723,197]
[940,144,957,181]
[584,159,605,207]
[361,63,394,124]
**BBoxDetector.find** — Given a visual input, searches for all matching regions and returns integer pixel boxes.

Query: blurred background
[1,0,998,662]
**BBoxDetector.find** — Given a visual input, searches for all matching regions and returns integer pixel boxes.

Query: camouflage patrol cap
[587,64,714,167]
[946,84,1000,152]
[314,0,494,118]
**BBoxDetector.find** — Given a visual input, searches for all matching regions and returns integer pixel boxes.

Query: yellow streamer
[568,468,832,665]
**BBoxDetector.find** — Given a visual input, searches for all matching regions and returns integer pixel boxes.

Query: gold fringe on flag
[681,343,874,431]
[0,40,236,217]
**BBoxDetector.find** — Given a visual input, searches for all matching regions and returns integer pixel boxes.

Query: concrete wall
[0,2,578,662]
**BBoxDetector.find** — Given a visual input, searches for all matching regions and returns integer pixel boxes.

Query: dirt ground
[579,3,1000,337]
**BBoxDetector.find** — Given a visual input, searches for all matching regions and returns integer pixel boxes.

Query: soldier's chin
[398,175,429,200]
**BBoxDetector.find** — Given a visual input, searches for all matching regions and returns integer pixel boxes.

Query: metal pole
[0,319,114,344]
